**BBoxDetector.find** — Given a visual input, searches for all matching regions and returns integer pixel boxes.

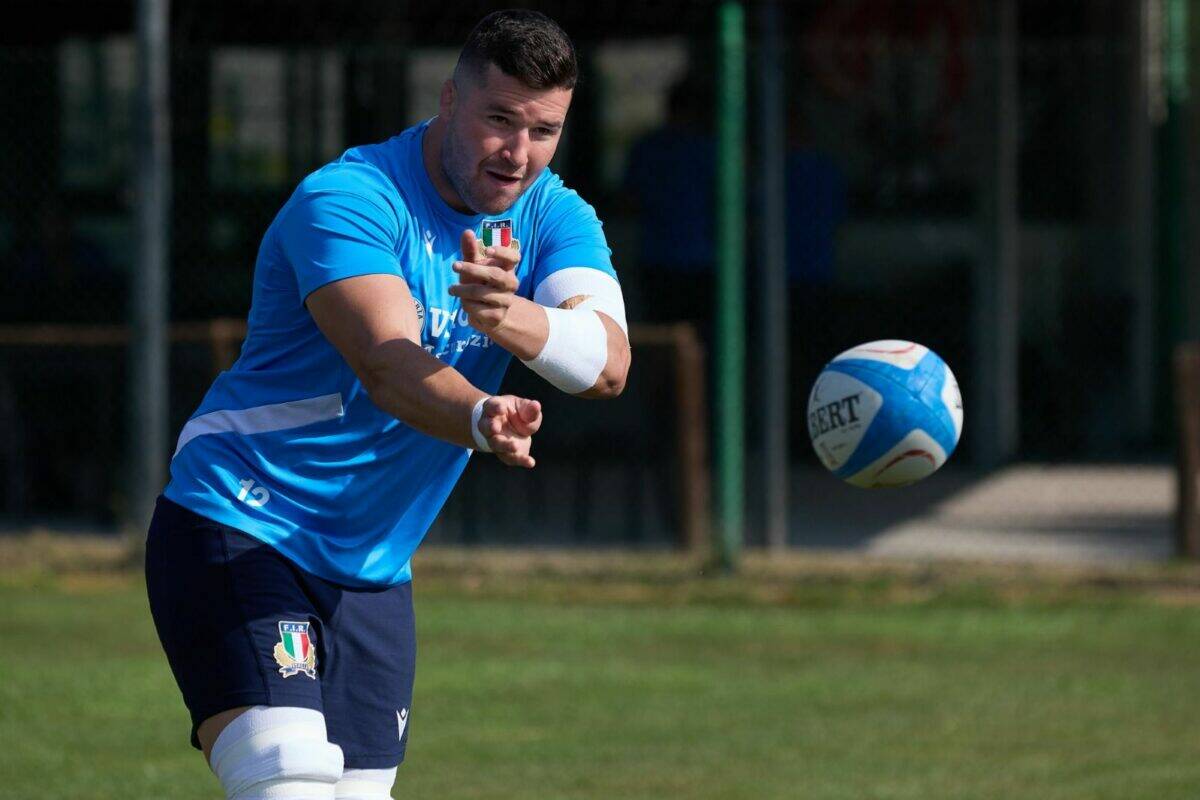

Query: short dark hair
[455,10,577,91]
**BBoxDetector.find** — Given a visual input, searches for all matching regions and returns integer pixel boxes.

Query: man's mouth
[484,169,521,187]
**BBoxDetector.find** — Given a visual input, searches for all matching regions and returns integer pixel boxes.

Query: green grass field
[3,540,1200,799]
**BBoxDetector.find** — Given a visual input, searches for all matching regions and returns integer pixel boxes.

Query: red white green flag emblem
[481,219,513,248]
[273,620,317,679]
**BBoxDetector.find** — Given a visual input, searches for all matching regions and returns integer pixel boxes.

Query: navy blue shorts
[145,497,416,769]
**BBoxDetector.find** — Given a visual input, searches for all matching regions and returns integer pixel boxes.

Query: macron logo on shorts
[397,708,409,741]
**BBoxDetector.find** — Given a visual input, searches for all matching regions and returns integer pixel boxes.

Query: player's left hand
[449,229,522,334]
[478,395,542,468]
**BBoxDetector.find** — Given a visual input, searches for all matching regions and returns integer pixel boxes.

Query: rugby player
[145,10,629,799]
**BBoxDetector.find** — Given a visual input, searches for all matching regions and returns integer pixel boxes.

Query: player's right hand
[477,395,542,468]
[453,229,524,337]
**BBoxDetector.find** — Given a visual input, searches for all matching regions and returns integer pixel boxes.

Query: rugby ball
[807,340,963,488]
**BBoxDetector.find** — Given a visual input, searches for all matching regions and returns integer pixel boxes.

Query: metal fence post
[130,0,171,534]
[973,0,1019,467]
[1174,344,1200,557]
[756,0,788,553]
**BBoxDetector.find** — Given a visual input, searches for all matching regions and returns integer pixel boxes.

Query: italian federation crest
[274,620,317,679]
[481,219,514,248]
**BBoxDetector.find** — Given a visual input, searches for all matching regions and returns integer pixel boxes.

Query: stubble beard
[440,121,509,216]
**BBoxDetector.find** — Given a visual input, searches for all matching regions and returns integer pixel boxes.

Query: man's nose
[501,130,530,169]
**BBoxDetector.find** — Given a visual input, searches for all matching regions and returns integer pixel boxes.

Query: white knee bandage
[522,306,609,394]
[335,767,397,799]
[210,706,344,800]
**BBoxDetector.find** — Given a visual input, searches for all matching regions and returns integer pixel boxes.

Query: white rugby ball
[807,340,963,488]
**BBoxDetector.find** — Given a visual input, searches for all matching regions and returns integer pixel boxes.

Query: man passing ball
[145,10,629,798]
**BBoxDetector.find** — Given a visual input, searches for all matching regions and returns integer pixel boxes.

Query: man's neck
[421,117,472,214]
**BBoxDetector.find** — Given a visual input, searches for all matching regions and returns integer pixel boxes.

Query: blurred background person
[622,70,715,335]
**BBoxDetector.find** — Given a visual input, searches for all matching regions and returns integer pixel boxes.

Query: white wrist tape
[470,396,492,452]
[522,306,608,394]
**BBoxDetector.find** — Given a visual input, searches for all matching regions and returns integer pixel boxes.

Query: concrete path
[786,464,1175,565]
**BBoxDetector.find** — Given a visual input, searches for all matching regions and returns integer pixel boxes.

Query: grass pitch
[2,538,1200,799]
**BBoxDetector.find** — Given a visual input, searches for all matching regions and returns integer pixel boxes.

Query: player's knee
[334,767,397,799]
[209,705,344,799]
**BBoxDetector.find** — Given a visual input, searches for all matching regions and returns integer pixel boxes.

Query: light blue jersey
[165,119,615,587]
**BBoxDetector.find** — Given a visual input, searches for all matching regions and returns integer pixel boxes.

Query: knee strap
[210,706,343,799]
[335,767,397,799]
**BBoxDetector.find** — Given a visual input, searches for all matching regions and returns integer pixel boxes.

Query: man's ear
[440,79,456,119]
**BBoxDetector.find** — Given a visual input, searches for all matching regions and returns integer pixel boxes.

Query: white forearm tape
[532,267,629,335]
[574,295,628,335]
[522,306,609,394]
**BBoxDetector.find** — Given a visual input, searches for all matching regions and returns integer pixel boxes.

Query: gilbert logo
[809,393,864,438]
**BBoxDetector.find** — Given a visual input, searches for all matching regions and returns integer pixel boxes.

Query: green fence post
[715,1,746,571]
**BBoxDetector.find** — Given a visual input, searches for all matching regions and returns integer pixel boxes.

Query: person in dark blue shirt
[623,72,716,329]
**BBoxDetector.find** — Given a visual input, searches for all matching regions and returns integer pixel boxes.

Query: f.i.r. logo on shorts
[273,620,317,679]
[481,219,513,248]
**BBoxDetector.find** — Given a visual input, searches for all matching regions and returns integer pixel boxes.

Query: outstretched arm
[306,273,542,467]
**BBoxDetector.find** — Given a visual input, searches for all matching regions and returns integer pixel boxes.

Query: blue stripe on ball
[825,351,959,481]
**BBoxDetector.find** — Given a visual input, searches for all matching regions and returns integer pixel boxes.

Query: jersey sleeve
[276,164,407,301]
[531,187,617,293]
[530,185,626,330]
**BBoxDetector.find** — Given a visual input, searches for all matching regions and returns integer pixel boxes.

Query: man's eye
[534,128,555,137]
[489,115,509,125]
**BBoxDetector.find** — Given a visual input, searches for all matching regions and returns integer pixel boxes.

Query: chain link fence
[1,1,1192,552]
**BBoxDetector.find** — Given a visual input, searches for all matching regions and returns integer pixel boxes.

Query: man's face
[440,63,572,215]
